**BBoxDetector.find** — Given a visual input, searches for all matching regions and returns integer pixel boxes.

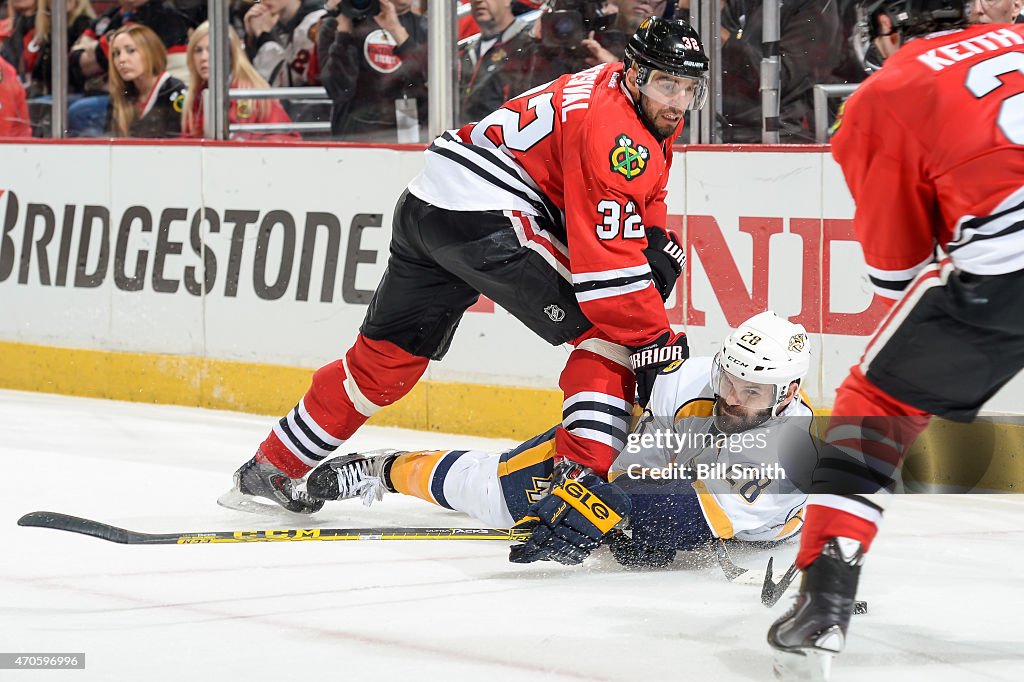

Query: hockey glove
[509,474,631,565]
[644,227,686,302]
[630,330,689,408]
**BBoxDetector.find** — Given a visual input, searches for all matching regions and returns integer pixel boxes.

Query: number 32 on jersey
[596,199,644,240]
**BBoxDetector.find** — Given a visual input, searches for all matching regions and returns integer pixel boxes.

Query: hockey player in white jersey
[605,311,814,567]
[303,312,815,566]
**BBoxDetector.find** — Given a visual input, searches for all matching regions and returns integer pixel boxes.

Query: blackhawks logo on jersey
[610,134,649,181]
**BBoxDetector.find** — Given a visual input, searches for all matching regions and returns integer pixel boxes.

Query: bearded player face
[713,371,787,434]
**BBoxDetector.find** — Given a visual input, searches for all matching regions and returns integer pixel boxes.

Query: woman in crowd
[106,23,186,138]
[181,21,297,140]
[22,0,96,97]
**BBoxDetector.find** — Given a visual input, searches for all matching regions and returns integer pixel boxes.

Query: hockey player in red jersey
[221,16,709,546]
[770,2,1024,678]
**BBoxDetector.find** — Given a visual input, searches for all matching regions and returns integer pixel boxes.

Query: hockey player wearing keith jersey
[221,17,709,519]
[769,2,1024,679]
[301,312,816,568]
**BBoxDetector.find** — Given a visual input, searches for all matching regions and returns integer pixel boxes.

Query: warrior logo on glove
[631,344,686,370]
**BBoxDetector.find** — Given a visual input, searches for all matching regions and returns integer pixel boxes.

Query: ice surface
[1,389,1022,681]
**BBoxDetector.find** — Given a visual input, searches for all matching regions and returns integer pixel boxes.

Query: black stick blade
[761,557,800,607]
[18,511,143,544]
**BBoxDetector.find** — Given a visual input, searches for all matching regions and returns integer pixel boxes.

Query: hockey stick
[713,539,767,585]
[714,539,750,581]
[17,511,532,545]
[761,556,799,607]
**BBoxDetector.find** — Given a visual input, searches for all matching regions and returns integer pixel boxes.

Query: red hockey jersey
[832,24,1024,301]
[408,62,675,347]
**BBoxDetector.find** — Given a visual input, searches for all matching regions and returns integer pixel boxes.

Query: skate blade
[216,488,318,519]
[772,649,833,681]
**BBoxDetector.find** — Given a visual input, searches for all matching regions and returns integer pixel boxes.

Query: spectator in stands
[0,0,35,79]
[459,1,544,40]
[66,0,191,137]
[527,0,621,85]
[182,20,298,141]
[21,0,96,98]
[70,0,192,86]
[457,0,538,126]
[318,0,427,142]
[968,0,1022,23]
[67,0,192,137]
[458,1,479,39]
[1,53,32,136]
[832,0,872,83]
[611,0,665,34]
[165,0,252,39]
[106,23,185,137]
[243,0,324,87]
[717,0,842,143]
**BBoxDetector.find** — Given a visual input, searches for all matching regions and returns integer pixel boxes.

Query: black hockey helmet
[626,17,709,80]
[860,0,967,39]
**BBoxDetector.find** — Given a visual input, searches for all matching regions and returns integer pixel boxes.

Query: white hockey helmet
[712,311,811,416]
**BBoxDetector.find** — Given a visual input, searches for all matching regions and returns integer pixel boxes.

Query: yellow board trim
[0,340,561,440]
[3,341,1024,491]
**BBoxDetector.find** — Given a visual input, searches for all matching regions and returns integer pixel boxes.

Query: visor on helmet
[637,68,709,111]
[711,354,781,411]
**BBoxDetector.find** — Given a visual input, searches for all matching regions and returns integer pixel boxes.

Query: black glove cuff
[644,247,677,301]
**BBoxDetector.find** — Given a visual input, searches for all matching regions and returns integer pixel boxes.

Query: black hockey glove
[509,474,631,565]
[629,330,689,408]
[644,226,686,302]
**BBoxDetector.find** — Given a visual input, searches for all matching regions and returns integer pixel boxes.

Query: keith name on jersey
[917,27,1023,72]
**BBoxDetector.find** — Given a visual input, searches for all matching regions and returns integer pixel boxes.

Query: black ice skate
[305,449,400,506]
[767,537,864,681]
[217,450,324,515]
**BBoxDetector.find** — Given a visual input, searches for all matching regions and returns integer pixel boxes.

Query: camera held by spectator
[540,0,615,49]
[339,0,381,20]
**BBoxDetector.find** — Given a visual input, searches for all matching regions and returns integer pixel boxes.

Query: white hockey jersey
[609,356,817,542]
